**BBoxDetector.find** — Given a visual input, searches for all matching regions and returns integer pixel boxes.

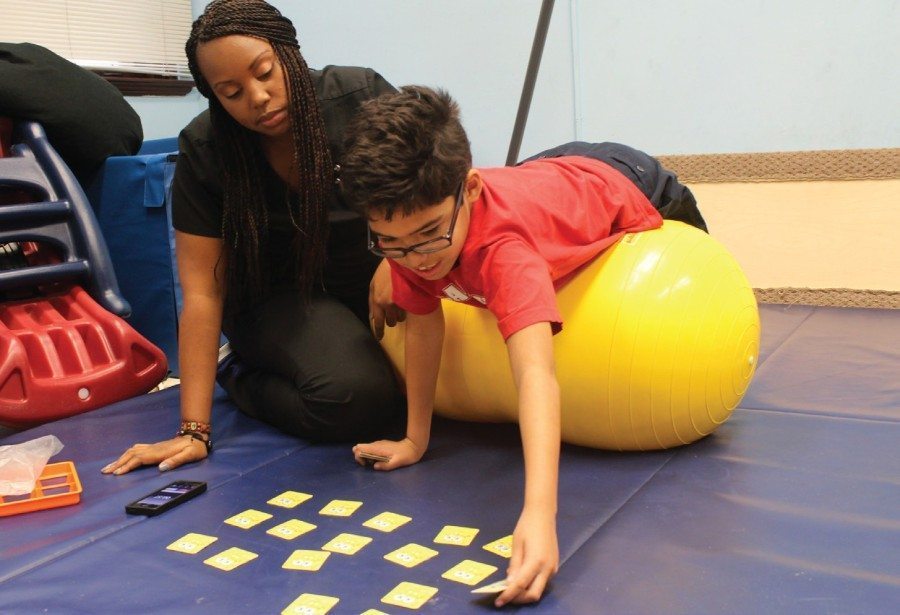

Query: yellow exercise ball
[380,221,760,451]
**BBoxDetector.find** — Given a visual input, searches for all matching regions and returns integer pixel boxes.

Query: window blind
[0,0,193,79]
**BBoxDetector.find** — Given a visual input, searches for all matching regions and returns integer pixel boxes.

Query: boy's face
[368,171,480,281]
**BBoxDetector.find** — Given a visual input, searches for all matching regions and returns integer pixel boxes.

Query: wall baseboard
[755,288,899,309]
[658,148,900,183]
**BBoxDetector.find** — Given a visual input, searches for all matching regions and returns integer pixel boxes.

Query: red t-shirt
[390,156,663,339]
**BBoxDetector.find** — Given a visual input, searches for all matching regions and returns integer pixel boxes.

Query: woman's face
[196,34,291,138]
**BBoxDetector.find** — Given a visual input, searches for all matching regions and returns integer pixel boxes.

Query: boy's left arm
[496,321,561,607]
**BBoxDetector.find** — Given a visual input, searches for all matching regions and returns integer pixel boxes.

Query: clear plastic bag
[0,435,64,496]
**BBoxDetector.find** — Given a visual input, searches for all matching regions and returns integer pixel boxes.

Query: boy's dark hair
[341,86,472,220]
[186,0,331,307]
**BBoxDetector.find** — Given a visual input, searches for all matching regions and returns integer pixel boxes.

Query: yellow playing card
[383,543,439,568]
[361,610,390,615]
[268,490,313,508]
[282,549,330,571]
[381,582,438,610]
[267,519,317,540]
[224,508,272,529]
[482,534,513,558]
[442,559,498,586]
[433,525,479,546]
[321,532,372,555]
[203,547,258,571]
[166,532,218,554]
[363,511,412,533]
[281,593,339,615]
[318,499,363,517]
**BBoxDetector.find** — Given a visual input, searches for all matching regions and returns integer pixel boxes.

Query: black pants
[521,141,708,232]
[221,290,405,443]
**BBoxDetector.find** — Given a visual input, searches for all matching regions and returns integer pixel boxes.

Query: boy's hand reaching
[495,506,559,607]
[352,438,425,471]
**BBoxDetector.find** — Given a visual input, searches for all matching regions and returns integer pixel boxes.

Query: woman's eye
[223,89,241,100]
[257,63,274,80]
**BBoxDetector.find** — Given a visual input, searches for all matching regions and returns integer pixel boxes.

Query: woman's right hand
[352,438,425,471]
[101,436,208,475]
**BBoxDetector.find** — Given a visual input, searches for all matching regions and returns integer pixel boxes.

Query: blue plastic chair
[0,121,130,317]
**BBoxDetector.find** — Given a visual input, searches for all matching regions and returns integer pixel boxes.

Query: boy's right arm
[353,305,444,470]
[102,232,225,475]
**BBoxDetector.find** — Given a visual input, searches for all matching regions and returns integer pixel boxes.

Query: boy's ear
[464,169,483,203]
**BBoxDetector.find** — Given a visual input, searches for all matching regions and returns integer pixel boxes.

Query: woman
[103,0,404,475]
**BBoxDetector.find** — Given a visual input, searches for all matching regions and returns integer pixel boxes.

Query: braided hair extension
[186,0,332,306]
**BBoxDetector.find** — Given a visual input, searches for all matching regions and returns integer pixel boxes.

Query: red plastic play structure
[0,119,167,428]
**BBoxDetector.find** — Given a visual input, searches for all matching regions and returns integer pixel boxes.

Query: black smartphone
[125,480,207,516]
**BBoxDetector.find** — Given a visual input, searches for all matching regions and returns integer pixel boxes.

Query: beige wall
[691,180,900,292]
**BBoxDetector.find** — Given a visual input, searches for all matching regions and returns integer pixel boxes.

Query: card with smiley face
[321,532,372,555]
[433,524,479,546]
[482,534,513,558]
[383,543,439,568]
[280,593,339,615]
[318,499,363,517]
[224,508,272,529]
[381,582,438,610]
[267,490,313,508]
[166,532,218,555]
[267,518,317,540]
[203,547,258,571]
[362,511,412,533]
[282,549,330,572]
[442,559,498,586]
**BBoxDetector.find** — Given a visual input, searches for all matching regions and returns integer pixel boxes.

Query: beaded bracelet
[179,420,211,435]
[176,429,212,452]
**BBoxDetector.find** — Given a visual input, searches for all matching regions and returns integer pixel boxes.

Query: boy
[341,86,703,606]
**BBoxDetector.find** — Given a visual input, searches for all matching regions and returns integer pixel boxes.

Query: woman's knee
[225,289,405,440]
[294,376,404,442]
[228,366,403,442]
[319,363,403,431]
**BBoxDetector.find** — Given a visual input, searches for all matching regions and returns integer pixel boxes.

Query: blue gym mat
[1,304,898,614]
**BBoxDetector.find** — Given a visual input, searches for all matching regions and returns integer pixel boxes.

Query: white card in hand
[470,579,509,594]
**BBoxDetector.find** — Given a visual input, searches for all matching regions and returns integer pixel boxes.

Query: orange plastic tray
[0,460,82,516]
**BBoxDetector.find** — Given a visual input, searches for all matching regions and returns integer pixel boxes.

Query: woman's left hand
[368,258,405,340]
[495,507,559,607]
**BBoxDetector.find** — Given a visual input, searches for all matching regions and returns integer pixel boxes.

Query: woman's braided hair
[186,0,331,306]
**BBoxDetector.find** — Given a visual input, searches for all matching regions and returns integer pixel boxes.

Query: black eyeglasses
[367,182,465,259]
